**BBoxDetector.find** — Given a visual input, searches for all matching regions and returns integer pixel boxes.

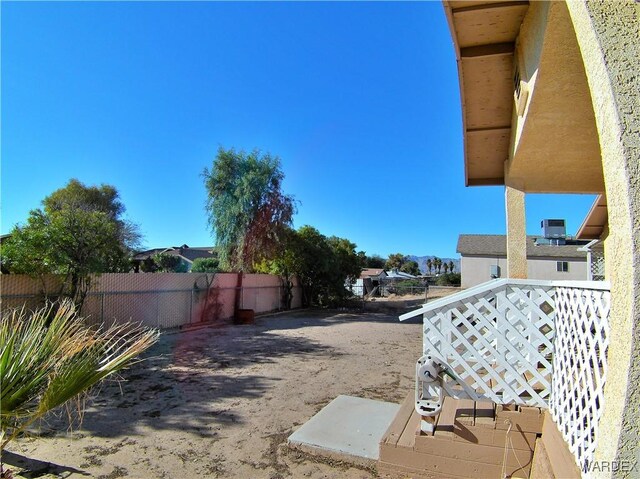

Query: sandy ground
[3,308,425,479]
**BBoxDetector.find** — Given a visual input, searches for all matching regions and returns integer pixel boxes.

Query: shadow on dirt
[0,450,90,478]
[32,322,339,441]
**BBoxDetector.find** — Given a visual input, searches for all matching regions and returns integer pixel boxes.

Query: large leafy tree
[360,253,386,269]
[385,253,405,270]
[203,148,296,272]
[256,226,363,307]
[400,260,421,276]
[1,179,141,308]
[386,253,421,276]
[152,253,188,273]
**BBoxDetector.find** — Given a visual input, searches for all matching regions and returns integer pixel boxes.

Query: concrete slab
[288,395,400,464]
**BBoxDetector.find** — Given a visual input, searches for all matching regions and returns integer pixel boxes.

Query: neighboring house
[457,234,591,288]
[132,245,215,272]
[349,268,387,297]
[350,268,421,297]
[384,269,418,281]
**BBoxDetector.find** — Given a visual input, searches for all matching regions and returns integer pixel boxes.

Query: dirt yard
[4,309,425,479]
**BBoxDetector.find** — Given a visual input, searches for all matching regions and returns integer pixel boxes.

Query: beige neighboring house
[457,234,590,288]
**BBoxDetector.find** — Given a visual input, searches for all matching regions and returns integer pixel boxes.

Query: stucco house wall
[461,255,587,289]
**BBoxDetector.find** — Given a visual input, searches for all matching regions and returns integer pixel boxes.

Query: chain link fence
[0,273,302,330]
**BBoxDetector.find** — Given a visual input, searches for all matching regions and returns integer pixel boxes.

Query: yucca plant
[0,300,158,476]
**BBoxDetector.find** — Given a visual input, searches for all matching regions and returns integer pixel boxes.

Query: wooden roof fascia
[443,1,471,187]
[467,177,505,186]
[444,0,530,187]
[450,1,529,15]
[460,42,515,58]
[576,194,608,240]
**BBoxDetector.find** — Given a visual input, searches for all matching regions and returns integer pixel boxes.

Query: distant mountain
[407,255,460,275]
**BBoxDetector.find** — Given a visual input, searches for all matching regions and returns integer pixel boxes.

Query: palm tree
[434,257,442,274]
[443,263,449,274]
[426,259,433,275]
[448,260,455,273]
[0,300,158,475]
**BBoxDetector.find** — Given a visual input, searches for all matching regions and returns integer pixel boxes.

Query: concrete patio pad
[287,395,400,465]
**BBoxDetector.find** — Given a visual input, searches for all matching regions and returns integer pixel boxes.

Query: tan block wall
[0,272,302,329]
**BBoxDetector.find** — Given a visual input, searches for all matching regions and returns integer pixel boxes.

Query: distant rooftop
[457,235,591,259]
[133,245,215,262]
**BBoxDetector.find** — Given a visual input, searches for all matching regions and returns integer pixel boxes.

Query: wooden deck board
[381,392,415,447]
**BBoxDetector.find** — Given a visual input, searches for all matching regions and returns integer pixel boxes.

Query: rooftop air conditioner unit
[541,219,566,240]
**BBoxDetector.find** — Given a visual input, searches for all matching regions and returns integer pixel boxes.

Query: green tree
[426,258,433,275]
[293,226,334,306]
[385,253,405,270]
[254,227,303,309]
[448,260,455,273]
[0,179,141,308]
[435,272,461,286]
[203,148,296,272]
[400,260,421,276]
[257,226,362,307]
[191,257,220,273]
[443,262,449,274]
[0,300,157,475]
[433,257,442,274]
[140,257,158,273]
[365,254,386,269]
[327,236,363,290]
[152,253,188,273]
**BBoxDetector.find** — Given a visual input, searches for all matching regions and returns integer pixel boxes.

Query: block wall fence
[0,273,302,329]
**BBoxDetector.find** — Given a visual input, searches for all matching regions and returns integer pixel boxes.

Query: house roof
[457,234,590,259]
[576,194,608,240]
[360,268,386,279]
[443,1,605,193]
[385,269,418,280]
[133,246,215,263]
[443,0,529,187]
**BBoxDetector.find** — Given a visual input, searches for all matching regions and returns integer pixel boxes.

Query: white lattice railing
[551,283,610,475]
[400,279,611,476]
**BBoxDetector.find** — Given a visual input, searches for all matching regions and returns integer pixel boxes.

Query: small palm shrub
[0,300,158,474]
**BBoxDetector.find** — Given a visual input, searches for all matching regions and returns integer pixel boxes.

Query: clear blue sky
[1,1,595,259]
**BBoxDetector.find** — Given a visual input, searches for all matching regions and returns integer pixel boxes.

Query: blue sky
[1,1,595,259]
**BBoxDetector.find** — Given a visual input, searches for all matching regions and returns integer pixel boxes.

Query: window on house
[557,261,569,272]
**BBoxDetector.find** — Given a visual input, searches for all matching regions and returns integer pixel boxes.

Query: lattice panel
[423,282,556,407]
[590,252,606,282]
[550,286,610,475]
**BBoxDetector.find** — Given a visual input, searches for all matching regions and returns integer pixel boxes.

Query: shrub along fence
[0,273,302,330]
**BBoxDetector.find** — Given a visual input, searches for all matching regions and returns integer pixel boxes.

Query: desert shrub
[435,273,461,286]
[191,257,220,273]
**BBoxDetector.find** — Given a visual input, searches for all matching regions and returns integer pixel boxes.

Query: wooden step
[379,392,538,479]
[381,392,415,447]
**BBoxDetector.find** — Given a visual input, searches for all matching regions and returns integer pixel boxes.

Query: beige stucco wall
[507,1,604,194]
[565,1,640,475]
[461,255,587,289]
[528,256,588,281]
[460,256,509,289]
[511,1,549,151]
